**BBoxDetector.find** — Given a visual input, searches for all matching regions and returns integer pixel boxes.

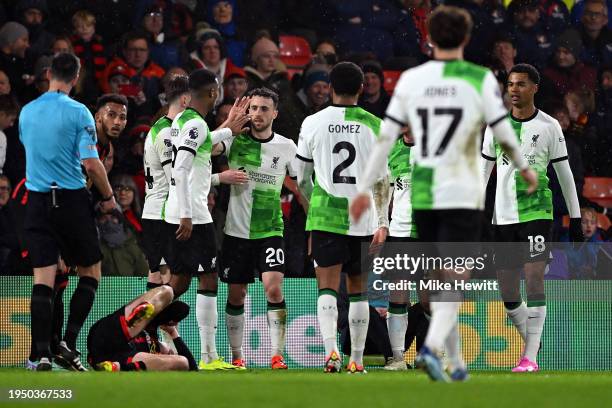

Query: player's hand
[307,233,312,257]
[375,307,388,318]
[225,96,251,135]
[219,169,249,185]
[369,226,388,254]
[160,324,179,339]
[520,168,538,194]
[569,217,585,243]
[350,193,371,222]
[176,218,193,241]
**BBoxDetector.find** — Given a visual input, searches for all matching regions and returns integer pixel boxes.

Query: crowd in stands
[0,0,609,276]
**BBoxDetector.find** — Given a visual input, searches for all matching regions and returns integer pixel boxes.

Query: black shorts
[379,236,422,281]
[220,235,285,284]
[87,307,135,366]
[24,188,101,268]
[494,220,552,269]
[141,219,170,273]
[310,230,373,276]
[165,222,217,276]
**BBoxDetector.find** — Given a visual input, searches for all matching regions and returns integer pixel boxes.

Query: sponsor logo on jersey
[501,153,510,165]
[189,127,199,139]
[271,156,279,169]
[84,126,96,142]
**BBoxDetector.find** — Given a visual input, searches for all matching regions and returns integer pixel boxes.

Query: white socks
[444,322,464,371]
[505,302,528,343]
[196,292,219,363]
[525,303,546,362]
[348,296,369,365]
[317,290,338,357]
[387,304,408,361]
[225,303,245,361]
[267,301,287,357]
[424,300,461,353]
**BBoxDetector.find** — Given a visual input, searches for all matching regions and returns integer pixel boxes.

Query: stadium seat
[383,70,402,94]
[279,35,312,68]
[562,213,611,231]
[583,177,612,208]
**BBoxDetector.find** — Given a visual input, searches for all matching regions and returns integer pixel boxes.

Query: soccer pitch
[1,370,611,408]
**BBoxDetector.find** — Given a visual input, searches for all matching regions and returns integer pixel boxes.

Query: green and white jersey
[386,60,508,210]
[388,138,417,238]
[222,132,297,239]
[165,108,213,225]
[142,116,173,220]
[297,105,381,236]
[482,109,567,225]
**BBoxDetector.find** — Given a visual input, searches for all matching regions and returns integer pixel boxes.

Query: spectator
[402,0,432,54]
[15,0,53,64]
[223,65,248,100]
[71,10,107,85]
[188,29,239,105]
[0,69,10,94]
[562,207,606,279]
[214,97,235,128]
[314,39,339,66]
[142,5,187,70]
[445,0,498,65]
[578,0,612,67]
[490,34,517,76]
[97,212,148,277]
[205,0,247,67]
[0,22,32,104]
[297,68,330,116]
[542,29,598,100]
[0,175,19,272]
[111,174,143,236]
[571,0,612,29]
[509,0,554,69]
[537,0,571,34]
[158,66,188,106]
[562,89,600,174]
[245,35,306,142]
[358,61,389,118]
[51,35,72,55]
[101,30,165,113]
[0,94,19,174]
[113,123,149,199]
[593,65,612,175]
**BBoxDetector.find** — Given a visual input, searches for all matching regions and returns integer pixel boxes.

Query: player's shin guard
[267,300,287,357]
[317,289,339,357]
[348,293,369,366]
[64,276,98,350]
[31,284,53,359]
[196,291,219,363]
[424,292,461,353]
[387,303,408,361]
[525,298,546,362]
[226,302,245,361]
[505,301,528,343]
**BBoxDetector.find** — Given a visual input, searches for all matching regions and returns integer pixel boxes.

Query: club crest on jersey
[189,127,199,139]
[531,134,539,147]
[271,156,279,169]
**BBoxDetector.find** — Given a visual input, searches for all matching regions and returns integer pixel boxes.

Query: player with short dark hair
[20,52,117,371]
[482,63,582,373]
[351,6,537,381]
[296,62,390,374]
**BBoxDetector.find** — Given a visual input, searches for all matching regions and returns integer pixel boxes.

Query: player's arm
[295,122,314,202]
[549,122,583,242]
[211,169,248,186]
[211,97,251,155]
[77,108,117,212]
[481,126,496,186]
[370,174,390,250]
[286,143,308,212]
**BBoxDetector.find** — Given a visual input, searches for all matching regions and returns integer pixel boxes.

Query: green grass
[1,369,611,408]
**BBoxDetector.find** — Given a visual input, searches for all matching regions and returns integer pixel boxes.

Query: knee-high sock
[267,300,287,357]
[64,276,98,350]
[226,302,245,361]
[424,299,461,353]
[348,294,369,366]
[196,291,218,363]
[505,301,528,344]
[31,284,53,359]
[387,303,408,361]
[525,300,546,362]
[317,289,338,357]
[51,272,68,354]
[173,336,198,371]
[444,322,465,371]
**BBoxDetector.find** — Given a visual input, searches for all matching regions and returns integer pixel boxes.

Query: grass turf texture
[1,369,611,408]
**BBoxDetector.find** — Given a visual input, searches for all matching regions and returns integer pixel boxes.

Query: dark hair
[509,63,540,85]
[50,53,80,83]
[166,75,190,103]
[427,6,473,50]
[218,97,236,108]
[246,87,279,107]
[121,30,149,51]
[96,94,128,112]
[0,94,19,115]
[188,68,218,94]
[330,62,364,96]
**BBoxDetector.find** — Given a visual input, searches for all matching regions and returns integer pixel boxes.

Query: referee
[20,53,117,372]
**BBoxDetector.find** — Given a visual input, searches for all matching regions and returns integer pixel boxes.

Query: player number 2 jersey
[142,116,172,220]
[482,109,568,225]
[297,105,381,236]
[222,132,297,239]
[388,138,417,238]
[165,108,214,225]
[386,60,508,210]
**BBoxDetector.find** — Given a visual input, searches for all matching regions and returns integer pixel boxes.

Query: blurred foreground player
[351,6,537,381]
[87,285,197,371]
